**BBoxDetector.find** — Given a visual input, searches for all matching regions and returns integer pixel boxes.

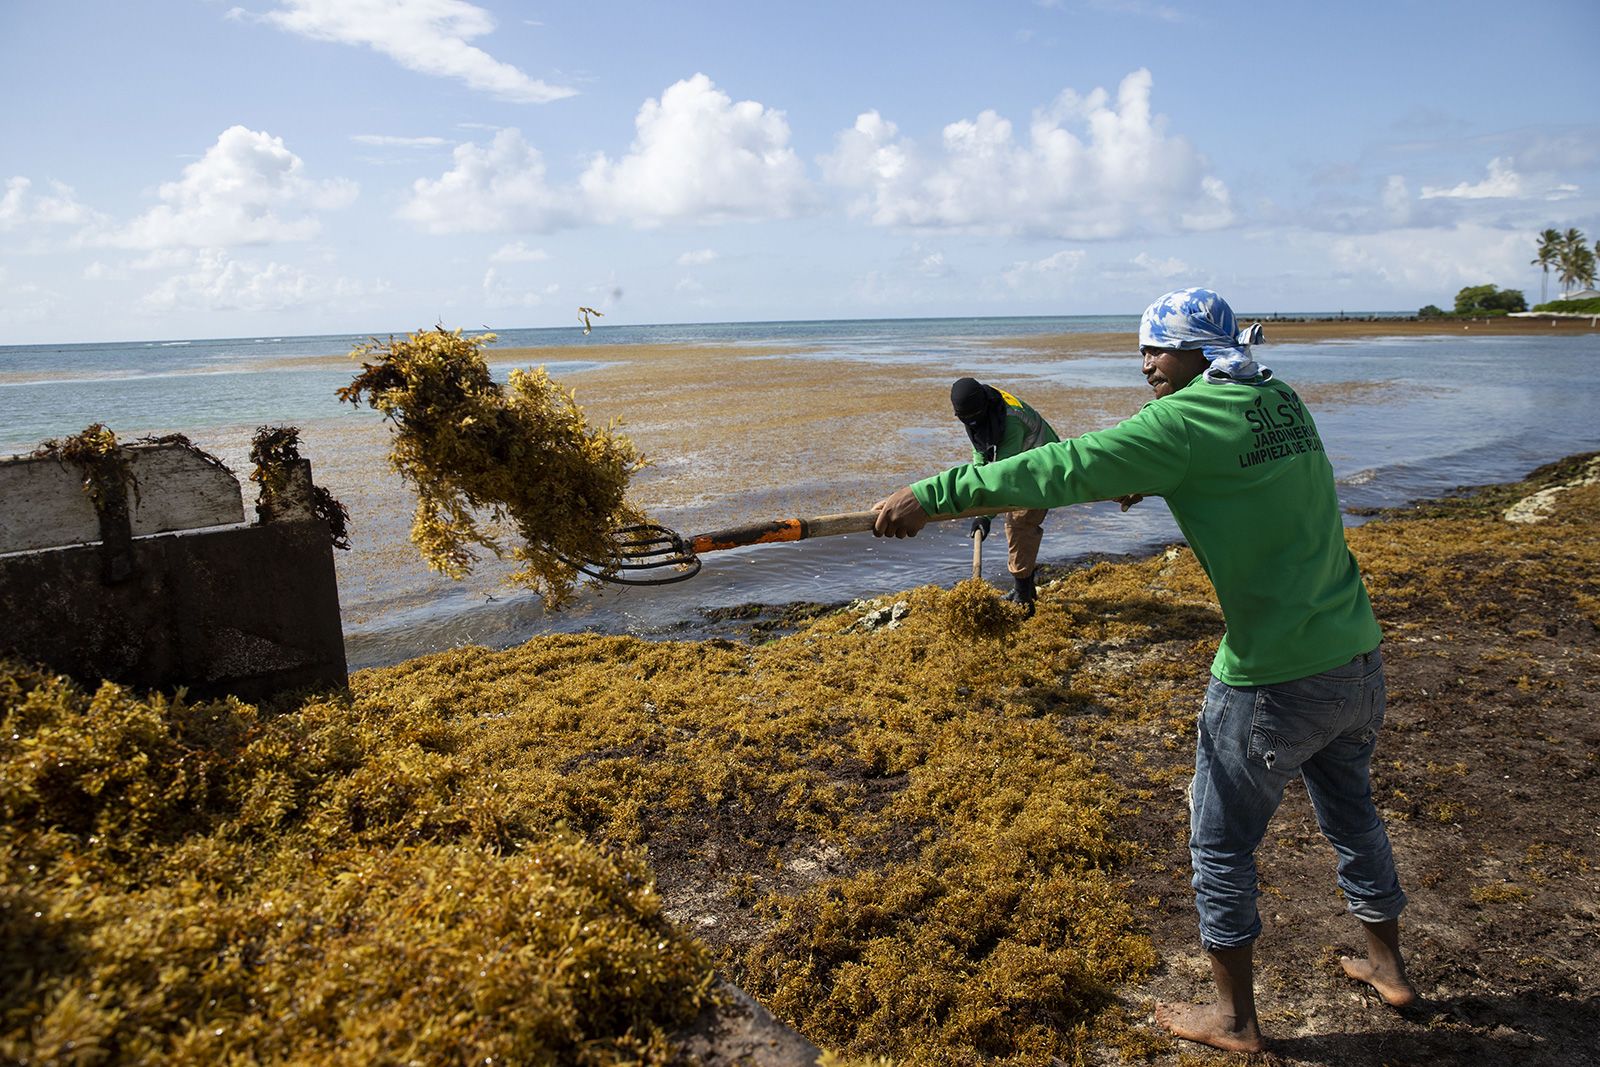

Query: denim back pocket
[1248,688,1344,775]
[1360,666,1387,744]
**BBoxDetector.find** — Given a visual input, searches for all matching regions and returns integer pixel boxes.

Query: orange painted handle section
[690,518,806,554]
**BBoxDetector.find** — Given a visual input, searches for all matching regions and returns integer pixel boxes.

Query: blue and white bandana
[1139,287,1269,383]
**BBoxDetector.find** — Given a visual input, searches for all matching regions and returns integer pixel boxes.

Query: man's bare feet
[1155,1000,1266,1053]
[1340,955,1418,1007]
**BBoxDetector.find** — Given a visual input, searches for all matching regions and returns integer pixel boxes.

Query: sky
[2,0,1597,344]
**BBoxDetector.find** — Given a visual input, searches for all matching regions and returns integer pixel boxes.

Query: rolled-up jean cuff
[1200,932,1258,953]
[1347,887,1407,925]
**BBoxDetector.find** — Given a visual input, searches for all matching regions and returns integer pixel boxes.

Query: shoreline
[8,322,1596,671]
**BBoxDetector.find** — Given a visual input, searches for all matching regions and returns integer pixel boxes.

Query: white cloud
[823,69,1232,239]
[0,276,57,328]
[131,248,199,272]
[263,0,575,103]
[1381,175,1411,224]
[481,267,557,308]
[140,248,387,313]
[105,126,356,249]
[0,178,23,227]
[0,176,95,231]
[1002,249,1087,287]
[1130,252,1190,278]
[1421,157,1523,200]
[580,74,812,226]
[1182,176,1234,230]
[351,134,449,147]
[490,240,549,262]
[913,248,949,277]
[677,248,718,266]
[1319,223,1533,293]
[142,249,312,312]
[399,128,572,234]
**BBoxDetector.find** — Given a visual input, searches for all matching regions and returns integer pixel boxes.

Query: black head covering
[951,377,1007,462]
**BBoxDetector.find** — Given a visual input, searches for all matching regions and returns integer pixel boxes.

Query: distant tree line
[1417,227,1599,318]
[1418,285,1526,319]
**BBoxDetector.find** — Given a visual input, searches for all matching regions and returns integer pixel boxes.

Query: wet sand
[215,317,1593,637]
[257,338,1148,629]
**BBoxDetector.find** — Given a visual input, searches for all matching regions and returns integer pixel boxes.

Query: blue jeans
[1188,647,1406,951]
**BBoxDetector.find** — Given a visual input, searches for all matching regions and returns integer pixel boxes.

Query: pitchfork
[575,506,1012,586]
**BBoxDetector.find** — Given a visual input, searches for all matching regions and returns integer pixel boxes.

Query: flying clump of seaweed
[337,327,647,608]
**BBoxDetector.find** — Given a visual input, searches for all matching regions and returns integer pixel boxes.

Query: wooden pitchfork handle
[585,506,1020,587]
[686,505,1010,555]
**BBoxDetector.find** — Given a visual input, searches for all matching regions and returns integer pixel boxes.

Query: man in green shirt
[873,288,1415,1053]
[949,377,1060,614]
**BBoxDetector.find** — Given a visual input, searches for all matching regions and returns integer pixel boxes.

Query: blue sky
[2,0,1596,344]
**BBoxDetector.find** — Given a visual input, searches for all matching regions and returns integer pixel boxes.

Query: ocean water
[3,316,1597,668]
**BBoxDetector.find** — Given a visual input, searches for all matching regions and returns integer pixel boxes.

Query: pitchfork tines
[576,506,1010,587]
[573,522,701,586]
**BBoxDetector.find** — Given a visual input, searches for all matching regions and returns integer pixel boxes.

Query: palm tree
[1531,228,1562,303]
[1556,228,1590,296]
[1576,245,1598,292]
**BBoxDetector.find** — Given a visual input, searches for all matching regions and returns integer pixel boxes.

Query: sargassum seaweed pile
[338,327,648,608]
[0,661,715,1065]
[0,572,1162,1066]
[3,454,1596,1064]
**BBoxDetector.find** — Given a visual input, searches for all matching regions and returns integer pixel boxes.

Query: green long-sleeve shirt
[912,374,1381,686]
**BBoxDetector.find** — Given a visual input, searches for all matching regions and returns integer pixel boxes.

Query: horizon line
[5,309,1421,350]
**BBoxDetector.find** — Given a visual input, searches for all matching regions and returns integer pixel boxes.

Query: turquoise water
[3,316,1597,667]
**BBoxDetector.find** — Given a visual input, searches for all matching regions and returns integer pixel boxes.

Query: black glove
[969,516,992,539]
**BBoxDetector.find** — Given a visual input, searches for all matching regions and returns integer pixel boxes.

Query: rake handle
[687,506,1012,555]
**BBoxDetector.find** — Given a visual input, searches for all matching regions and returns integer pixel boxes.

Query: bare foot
[1155,1000,1266,1053]
[1340,955,1418,1007]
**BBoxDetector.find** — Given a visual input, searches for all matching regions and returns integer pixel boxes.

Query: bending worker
[875,289,1414,1054]
[949,377,1058,613]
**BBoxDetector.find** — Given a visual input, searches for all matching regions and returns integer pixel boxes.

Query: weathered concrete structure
[0,441,347,702]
